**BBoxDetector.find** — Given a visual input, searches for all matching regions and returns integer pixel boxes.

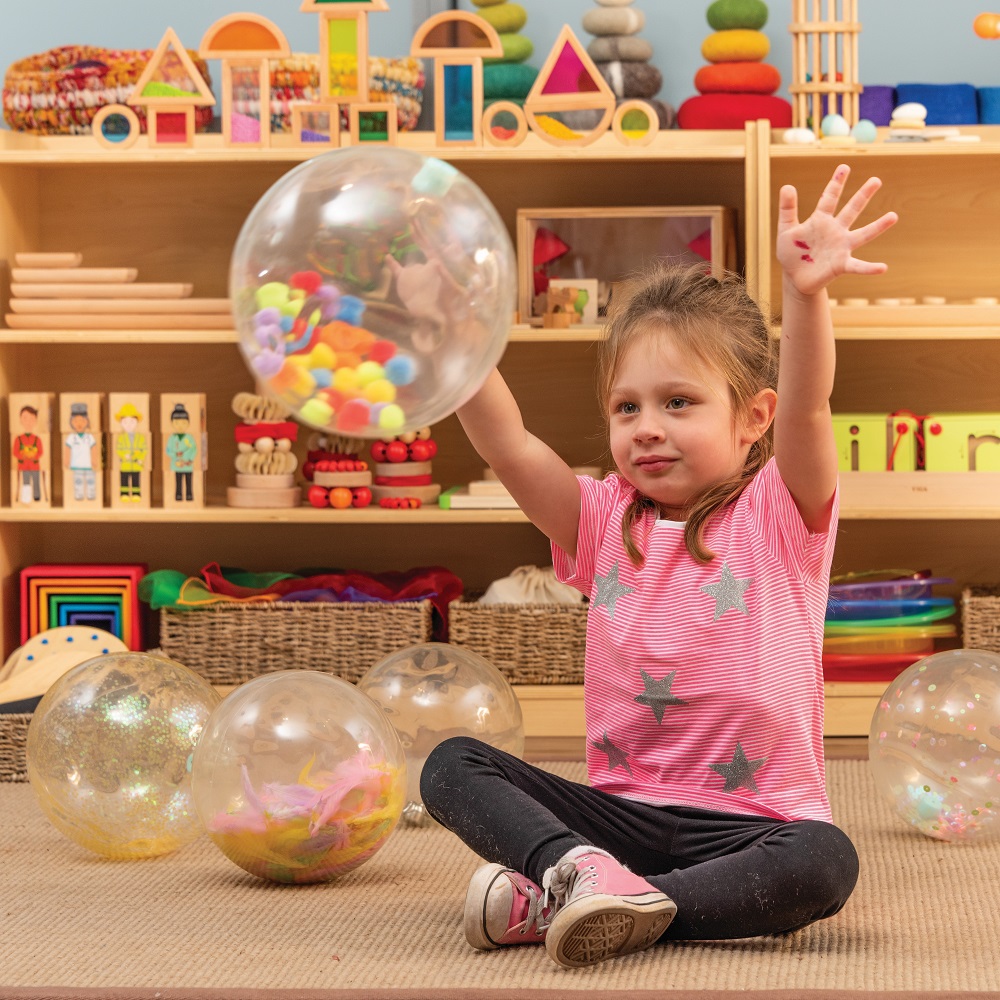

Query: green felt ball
[706,0,769,31]
[483,61,538,100]
[477,2,528,34]
[484,33,534,65]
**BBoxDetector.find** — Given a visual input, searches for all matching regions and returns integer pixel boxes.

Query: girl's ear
[741,388,777,445]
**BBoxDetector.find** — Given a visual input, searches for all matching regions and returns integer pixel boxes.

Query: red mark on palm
[795,239,814,263]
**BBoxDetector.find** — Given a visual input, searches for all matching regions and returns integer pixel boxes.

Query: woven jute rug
[1,760,998,1000]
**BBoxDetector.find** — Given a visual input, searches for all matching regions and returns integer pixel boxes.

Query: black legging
[421,736,859,941]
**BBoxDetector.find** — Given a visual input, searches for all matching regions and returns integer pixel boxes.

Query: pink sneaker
[464,863,554,950]
[541,846,676,968]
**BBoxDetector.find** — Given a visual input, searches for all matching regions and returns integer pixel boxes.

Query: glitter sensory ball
[869,648,1000,842]
[230,146,516,437]
[190,671,406,883]
[26,652,221,859]
[358,643,524,825]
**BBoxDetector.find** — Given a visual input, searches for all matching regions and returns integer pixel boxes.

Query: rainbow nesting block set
[19,563,147,648]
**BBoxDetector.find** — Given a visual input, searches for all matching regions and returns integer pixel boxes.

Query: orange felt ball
[974,12,1000,38]
[695,61,781,95]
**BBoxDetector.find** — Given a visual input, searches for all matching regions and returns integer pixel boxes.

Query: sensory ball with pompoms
[230,147,515,438]
[869,648,1000,842]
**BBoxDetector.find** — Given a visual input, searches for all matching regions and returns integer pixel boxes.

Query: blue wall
[2,1,999,126]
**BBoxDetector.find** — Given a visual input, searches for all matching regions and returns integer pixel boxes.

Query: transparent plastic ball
[26,652,221,859]
[869,648,1000,842]
[357,643,524,825]
[190,671,406,883]
[230,146,516,437]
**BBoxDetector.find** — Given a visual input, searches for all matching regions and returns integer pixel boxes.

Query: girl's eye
[617,401,638,415]
[667,398,688,410]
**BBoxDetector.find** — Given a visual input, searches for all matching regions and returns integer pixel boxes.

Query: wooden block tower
[789,0,862,133]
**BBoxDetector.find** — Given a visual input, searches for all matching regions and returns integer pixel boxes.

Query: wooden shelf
[0,128,748,164]
[769,125,1000,158]
[0,504,531,525]
[839,473,1000,519]
[515,682,885,740]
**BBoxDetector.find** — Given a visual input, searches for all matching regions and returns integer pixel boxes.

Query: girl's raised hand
[776,164,898,297]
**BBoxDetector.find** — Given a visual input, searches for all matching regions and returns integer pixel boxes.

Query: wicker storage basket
[159,601,433,685]
[0,714,31,783]
[267,54,424,132]
[448,602,588,685]
[3,45,214,135]
[961,585,1000,653]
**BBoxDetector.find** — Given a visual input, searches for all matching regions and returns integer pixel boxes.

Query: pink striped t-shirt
[552,457,838,823]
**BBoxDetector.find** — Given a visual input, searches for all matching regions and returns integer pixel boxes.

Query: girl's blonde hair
[597,263,778,565]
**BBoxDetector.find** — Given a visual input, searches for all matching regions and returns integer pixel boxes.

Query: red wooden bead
[370,441,387,462]
[351,486,372,507]
[307,485,329,508]
[385,440,409,463]
[425,439,438,459]
[407,440,431,463]
[302,460,316,481]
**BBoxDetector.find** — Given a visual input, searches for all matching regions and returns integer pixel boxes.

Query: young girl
[421,165,898,969]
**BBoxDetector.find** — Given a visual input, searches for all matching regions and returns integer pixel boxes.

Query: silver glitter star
[634,669,687,725]
[700,562,753,621]
[592,732,632,776]
[592,561,635,620]
[709,742,766,794]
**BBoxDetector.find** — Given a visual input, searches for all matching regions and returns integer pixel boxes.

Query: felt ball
[677,93,792,129]
[290,270,322,295]
[851,118,878,143]
[367,339,397,364]
[484,33,535,67]
[782,126,819,144]
[582,7,645,37]
[483,62,539,100]
[312,368,333,389]
[477,2,527,34]
[300,398,335,427]
[974,11,1000,38]
[701,29,770,63]
[598,61,663,100]
[385,354,417,386]
[336,295,366,326]
[306,343,337,369]
[706,0,769,32]
[378,404,406,432]
[695,61,781,95]
[821,113,850,137]
[588,36,654,63]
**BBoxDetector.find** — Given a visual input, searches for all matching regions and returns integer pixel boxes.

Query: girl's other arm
[774,165,897,532]
[457,369,582,557]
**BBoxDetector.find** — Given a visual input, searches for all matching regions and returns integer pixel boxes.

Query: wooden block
[5,314,233,330]
[108,393,152,510]
[11,283,194,299]
[14,252,82,268]
[8,393,54,510]
[12,267,138,283]
[60,392,105,510]
[839,472,1000,514]
[467,479,513,497]
[373,461,432,477]
[236,473,295,489]
[226,485,302,508]
[161,393,207,509]
[9,298,231,315]
[371,483,441,502]
[314,470,373,488]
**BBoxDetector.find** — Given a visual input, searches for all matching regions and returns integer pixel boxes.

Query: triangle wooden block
[128,27,216,108]
[527,24,615,113]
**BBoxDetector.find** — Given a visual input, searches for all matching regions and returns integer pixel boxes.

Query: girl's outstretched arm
[774,164,898,532]
[457,369,582,557]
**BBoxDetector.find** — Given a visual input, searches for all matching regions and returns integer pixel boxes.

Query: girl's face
[607,328,766,519]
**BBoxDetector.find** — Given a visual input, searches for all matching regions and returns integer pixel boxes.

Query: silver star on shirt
[634,669,687,725]
[592,561,635,620]
[709,742,766,794]
[700,562,753,621]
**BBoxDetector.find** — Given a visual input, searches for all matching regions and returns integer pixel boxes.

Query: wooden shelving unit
[4,123,1000,740]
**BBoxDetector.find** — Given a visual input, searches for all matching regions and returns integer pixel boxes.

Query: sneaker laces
[520,882,551,936]
[541,857,598,913]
